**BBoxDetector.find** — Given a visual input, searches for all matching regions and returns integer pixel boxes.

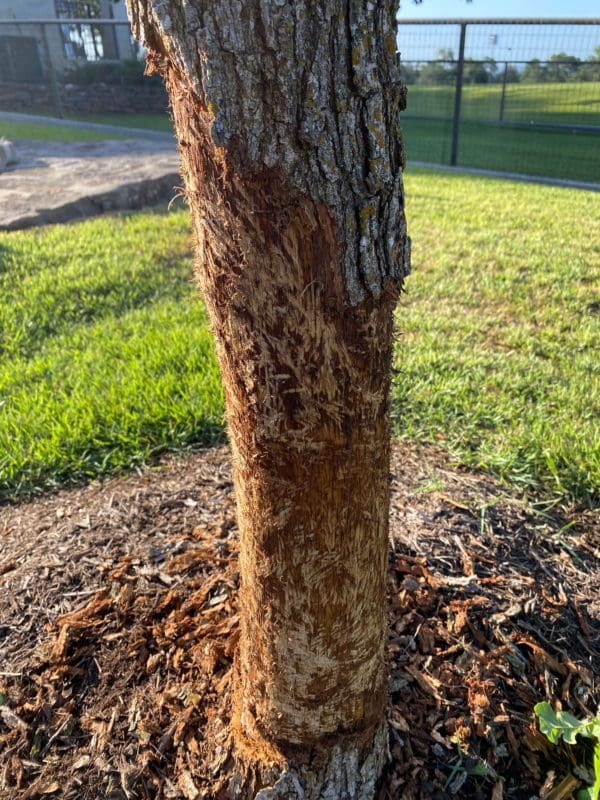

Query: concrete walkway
[0,138,180,231]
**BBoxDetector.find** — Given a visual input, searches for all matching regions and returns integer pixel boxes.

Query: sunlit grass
[0,209,223,500]
[405,82,600,126]
[0,119,124,141]
[0,169,598,504]
[395,168,600,503]
[401,118,600,183]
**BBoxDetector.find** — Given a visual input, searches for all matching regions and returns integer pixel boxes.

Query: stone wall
[0,80,169,116]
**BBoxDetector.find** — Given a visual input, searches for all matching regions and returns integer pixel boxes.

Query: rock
[0,138,19,170]
[0,138,180,230]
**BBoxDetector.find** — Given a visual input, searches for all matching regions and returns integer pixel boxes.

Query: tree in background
[522,58,547,83]
[463,57,497,84]
[417,48,456,85]
[522,49,600,83]
[545,52,582,83]
[578,45,600,82]
[400,61,421,85]
[126,1,410,798]
[499,64,521,84]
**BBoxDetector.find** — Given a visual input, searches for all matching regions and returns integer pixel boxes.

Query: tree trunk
[126,2,409,797]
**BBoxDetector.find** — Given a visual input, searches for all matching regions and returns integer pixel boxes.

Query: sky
[396,2,600,61]
[397,0,600,21]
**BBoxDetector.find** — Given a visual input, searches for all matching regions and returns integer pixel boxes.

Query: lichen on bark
[125,1,409,797]
[127,0,410,305]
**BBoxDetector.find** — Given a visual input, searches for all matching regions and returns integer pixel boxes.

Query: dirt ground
[0,442,598,800]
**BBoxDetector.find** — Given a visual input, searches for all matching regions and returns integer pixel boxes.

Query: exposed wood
[127,0,410,305]
[125,2,409,796]
[1,443,598,799]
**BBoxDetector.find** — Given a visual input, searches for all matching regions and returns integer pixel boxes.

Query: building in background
[0,0,134,82]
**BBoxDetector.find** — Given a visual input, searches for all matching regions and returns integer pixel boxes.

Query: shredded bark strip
[0,443,598,799]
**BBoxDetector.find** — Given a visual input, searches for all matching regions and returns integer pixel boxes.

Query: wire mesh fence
[1,15,599,184]
[0,18,166,121]
[397,19,600,184]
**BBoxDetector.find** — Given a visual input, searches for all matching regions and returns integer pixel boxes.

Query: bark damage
[126,1,409,796]
[127,0,410,305]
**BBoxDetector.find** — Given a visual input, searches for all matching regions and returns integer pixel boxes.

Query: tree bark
[126,2,409,797]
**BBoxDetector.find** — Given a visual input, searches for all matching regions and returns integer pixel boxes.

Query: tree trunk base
[230,719,389,800]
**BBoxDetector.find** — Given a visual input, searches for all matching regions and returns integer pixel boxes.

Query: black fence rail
[1,16,599,185]
[397,18,600,185]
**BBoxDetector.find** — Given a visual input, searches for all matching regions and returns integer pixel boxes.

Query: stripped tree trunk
[126,2,410,797]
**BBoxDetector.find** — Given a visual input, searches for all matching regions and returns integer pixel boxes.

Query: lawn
[0,114,172,142]
[395,168,600,503]
[68,112,174,133]
[0,210,223,500]
[0,119,125,142]
[0,169,598,504]
[402,118,600,183]
[405,82,600,126]
[402,81,600,183]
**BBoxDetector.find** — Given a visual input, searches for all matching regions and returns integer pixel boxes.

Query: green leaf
[584,720,600,740]
[536,703,600,800]
[559,711,591,745]
[577,788,594,800]
[535,701,563,744]
[467,762,489,778]
[589,740,600,800]
[535,702,598,746]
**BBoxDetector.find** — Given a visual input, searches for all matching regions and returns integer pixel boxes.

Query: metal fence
[1,16,599,185]
[0,19,152,119]
[397,19,600,184]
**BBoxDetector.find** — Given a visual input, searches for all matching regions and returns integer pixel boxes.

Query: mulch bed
[0,442,598,800]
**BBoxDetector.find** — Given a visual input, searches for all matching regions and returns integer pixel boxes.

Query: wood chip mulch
[0,442,598,800]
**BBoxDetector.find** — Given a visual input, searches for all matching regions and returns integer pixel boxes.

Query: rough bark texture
[126,2,409,797]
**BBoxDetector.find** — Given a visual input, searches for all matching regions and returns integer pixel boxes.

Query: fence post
[41,23,64,119]
[450,22,466,167]
[498,61,508,123]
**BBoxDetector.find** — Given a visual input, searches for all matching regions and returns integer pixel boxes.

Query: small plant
[535,701,600,800]
[443,740,495,794]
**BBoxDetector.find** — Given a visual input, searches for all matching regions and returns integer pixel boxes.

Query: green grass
[394,167,600,504]
[406,82,600,126]
[402,118,600,183]
[402,81,600,183]
[0,113,171,143]
[7,87,598,182]
[0,119,125,142]
[0,210,223,500]
[0,170,598,504]
[68,112,174,133]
